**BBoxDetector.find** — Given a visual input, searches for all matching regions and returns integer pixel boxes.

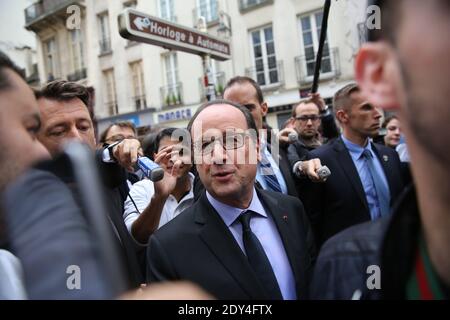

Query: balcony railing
[239,0,273,13]
[245,60,284,89]
[133,95,147,111]
[67,68,87,82]
[198,71,226,101]
[160,83,183,107]
[25,0,84,30]
[295,47,341,86]
[99,37,112,55]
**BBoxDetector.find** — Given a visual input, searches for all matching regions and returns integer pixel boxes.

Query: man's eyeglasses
[194,132,250,155]
[295,115,321,122]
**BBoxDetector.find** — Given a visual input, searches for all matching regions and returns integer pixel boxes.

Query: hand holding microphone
[277,128,298,146]
[295,158,331,182]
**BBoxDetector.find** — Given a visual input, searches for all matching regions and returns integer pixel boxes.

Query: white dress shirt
[206,188,297,300]
[123,173,195,242]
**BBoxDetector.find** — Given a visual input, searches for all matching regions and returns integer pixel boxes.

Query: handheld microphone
[316,165,331,181]
[288,132,298,143]
[137,157,164,182]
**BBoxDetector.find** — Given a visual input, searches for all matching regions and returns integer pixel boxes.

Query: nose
[211,140,227,165]
[374,108,383,119]
[67,126,83,141]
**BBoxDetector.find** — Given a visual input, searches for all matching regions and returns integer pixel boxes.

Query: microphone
[316,165,331,181]
[294,161,331,182]
[136,157,164,182]
[288,132,298,143]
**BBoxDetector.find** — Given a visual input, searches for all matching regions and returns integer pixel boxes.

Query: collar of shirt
[341,134,375,162]
[206,188,267,227]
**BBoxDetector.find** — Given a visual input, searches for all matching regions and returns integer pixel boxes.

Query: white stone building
[24,0,368,135]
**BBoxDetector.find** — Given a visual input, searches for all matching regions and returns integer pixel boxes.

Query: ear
[335,109,348,124]
[355,42,402,111]
[260,101,269,117]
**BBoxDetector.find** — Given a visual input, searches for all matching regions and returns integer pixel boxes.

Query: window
[299,12,332,77]
[162,53,181,105]
[250,26,279,86]
[202,60,225,97]
[130,61,146,110]
[196,0,218,23]
[104,69,118,115]
[164,52,179,88]
[159,0,175,22]
[239,0,272,12]
[44,38,58,81]
[69,30,85,73]
[98,13,111,54]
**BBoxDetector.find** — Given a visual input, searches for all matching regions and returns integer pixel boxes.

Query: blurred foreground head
[0,51,49,192]
[356,0,450,168]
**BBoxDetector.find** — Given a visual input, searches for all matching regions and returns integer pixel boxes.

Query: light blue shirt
[206,189,297,300]
[341,135,391,220]
[256,140,288,195]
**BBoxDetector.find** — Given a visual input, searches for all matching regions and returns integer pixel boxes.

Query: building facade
[24,0,368,135]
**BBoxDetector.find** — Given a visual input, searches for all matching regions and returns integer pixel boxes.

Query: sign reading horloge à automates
[118,8,231,61]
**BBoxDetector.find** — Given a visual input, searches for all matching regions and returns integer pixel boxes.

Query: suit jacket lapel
[195,192,269,299]
[334,138,369,211]
[257,189,307,299]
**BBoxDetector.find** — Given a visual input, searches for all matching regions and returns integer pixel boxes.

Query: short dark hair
[292,98,321,117]
[333,83,361,112]
[34,80,90,108]
[224,76,264,104]
[187,99,258,141]
[0,50,25,92]
[382,115,398,129]
[154,128,179,154]
[99,121,137,144]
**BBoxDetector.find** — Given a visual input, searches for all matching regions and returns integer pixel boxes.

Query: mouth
[211,171,235,182]
[372,124,381,130]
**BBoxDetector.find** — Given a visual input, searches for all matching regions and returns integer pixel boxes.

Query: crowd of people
[0,0,449,300]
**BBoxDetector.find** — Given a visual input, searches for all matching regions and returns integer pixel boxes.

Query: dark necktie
[362,149,390,218]
[238,211,283,300]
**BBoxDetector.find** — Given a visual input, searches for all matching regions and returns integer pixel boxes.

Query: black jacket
[302,138,405,247]
[310,185,450,299]
[147,189,316,299]
[286,112,340,168]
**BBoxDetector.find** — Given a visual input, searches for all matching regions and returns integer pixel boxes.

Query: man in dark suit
[223,76,299,197]
[34,80,144,287]
[303,83,405,247]
[147,100,316,300]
